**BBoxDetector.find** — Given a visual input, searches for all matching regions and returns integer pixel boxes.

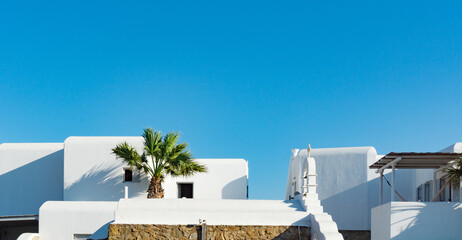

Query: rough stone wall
[339,230,371,240]
[108,224,310,240]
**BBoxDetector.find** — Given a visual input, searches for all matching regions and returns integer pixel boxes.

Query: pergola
[369,152,462,204]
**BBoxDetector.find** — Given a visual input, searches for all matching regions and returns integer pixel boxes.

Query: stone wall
[108,224,310,240]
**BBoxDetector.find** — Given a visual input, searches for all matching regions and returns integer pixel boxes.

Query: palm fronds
[112,142,142,170]
[112,128,207,180]
[445,158,462,190]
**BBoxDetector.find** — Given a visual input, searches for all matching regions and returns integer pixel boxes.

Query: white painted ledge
[114,199,311,226]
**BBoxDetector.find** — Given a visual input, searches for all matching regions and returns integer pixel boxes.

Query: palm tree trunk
[147,177,164,198]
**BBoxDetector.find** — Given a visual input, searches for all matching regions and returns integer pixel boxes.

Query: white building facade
[286,143,462,239]
[0,136,248,239]
[3,135,460,240]
[63,137,248,201]
[371,143,462,240]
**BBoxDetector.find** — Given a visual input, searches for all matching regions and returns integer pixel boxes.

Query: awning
[370,152,462,204]
[370,152,462,170]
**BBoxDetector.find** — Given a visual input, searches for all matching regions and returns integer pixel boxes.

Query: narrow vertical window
[124,169,133,182]
[416,185,422,201]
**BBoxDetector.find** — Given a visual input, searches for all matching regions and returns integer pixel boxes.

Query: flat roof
[369,152,462,169]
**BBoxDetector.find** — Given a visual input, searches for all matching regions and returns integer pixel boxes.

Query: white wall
[38,198,309,240]
[0,143,63,216]
[114,199,310,226]
[39,201,117,240]
[312,147,375,230]
[17,233,39,240]
[162,158,248,199]
[371,203,391,240]
[286,146,417,231]
[372,202,462,240]
[64,137,147,201]
[64,137,248,201]
[288,147,376,230]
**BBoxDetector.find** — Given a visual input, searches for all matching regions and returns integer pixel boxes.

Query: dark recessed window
[124,169,133,182]
[178,183,193,199]
[74,234,91,240]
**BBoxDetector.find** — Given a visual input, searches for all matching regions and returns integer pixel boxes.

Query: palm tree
[112,128,207,198]
[431,158,462,202]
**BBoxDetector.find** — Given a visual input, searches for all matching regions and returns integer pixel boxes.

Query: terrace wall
[108,224,311,240]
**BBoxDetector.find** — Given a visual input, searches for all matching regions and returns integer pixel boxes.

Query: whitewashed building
[0,137,248,239]
[286,143,462,240]
[1,137,344,240]
[2,135,460,240]
[63,137,248,201]
[370,144,462,240]
[34,145,342,240]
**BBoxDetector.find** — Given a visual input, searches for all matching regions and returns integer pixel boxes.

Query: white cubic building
[286,143,462,240]
[63,137,248,201]
[0,136,248,240]
[2,134,460,240]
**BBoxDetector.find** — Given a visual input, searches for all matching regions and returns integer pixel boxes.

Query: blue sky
[1,1,461,199]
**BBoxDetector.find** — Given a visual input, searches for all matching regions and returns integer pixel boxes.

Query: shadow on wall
[0,224,38,240]
[64,161,150,201]
[0,150,64,216]
[221,176,247,199]
[392,203,462,240]
[88,220,114,240]
[322,170,413,230]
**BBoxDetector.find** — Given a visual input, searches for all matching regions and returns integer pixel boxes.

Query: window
[439,178,446,201]
[124,169,133,182]
[417,185,422,201]
[453,186,460,201]
[74,234,91,240]
[178,183,193,198]
[424,181,431,201]
[124,168,140,182]
[439,178,453,202]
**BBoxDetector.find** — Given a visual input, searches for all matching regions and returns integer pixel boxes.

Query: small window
[439,178,446,201]
[416,185,422,201]
[74,234,91,240]
[123,168,140,182]
[424,181,431,201]
[124,169,133,182]
[178,183,193,198]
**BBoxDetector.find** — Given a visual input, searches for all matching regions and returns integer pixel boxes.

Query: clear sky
[1,1,461,199]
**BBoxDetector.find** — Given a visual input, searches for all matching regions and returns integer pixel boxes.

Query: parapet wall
[108,224,311,240]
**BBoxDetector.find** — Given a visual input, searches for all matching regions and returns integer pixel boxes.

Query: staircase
[287,148,344,240]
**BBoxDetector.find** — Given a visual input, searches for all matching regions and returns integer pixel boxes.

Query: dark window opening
[247,185,249,199]
[417,186,422,201]
[74,234,91,240]
[178,183,193,198]
[424,181,431,201]
[124,169,133,182]
[439,178,446,201]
